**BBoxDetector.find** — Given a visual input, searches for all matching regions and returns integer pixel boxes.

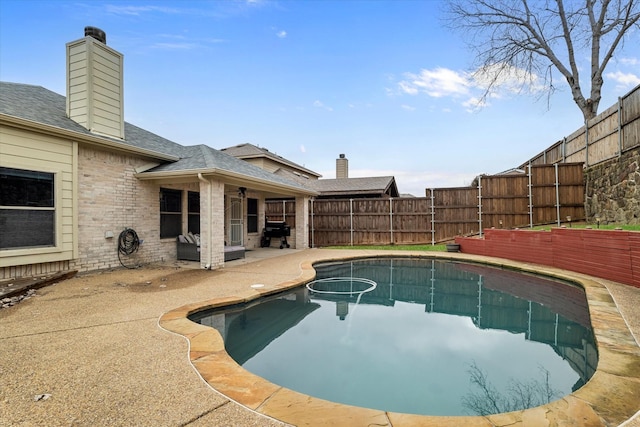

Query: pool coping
[159,251,640,427]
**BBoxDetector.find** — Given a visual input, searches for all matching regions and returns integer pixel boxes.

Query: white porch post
[198,176,225,269]
[295,196,310,249]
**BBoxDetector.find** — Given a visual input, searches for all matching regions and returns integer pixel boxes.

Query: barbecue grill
[261,221,291,249]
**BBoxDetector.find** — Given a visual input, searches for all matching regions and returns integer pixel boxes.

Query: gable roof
[307,176,399,198]
[0,82,315,196]
[221,143,322,178]
[140,145,317,191]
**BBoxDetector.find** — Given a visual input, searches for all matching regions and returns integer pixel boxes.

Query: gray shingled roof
[221,143,321,178]
[308,176,399,197]
[0,81,313,193]
[146,145,316,188]
[0,82,185,157]
[275,167,399,197]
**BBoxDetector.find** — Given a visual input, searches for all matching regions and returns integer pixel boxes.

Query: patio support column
[198,174,225,269]
[294,195,310,249]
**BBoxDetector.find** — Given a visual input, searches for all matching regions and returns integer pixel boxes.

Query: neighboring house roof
[221,143,322,179]
[0,82,315,196]
[495,168,526,175]
[273,168,399,198]
[307,176,400,198]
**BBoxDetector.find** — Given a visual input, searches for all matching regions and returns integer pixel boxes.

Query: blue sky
[1,1,639,196]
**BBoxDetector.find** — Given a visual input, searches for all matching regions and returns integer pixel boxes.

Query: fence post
[282,200,286,222]
[430,188,435,245]
[478,176,483,237]
[310,198,315,248]
[618,96,623,157]
[585,119,589,166]
[562,137,566,162]
[555,163,561,227]
[528,162,534,228]
[350,198,354,246]
[389,198,394,245]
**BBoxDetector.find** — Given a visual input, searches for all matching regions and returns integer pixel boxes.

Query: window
[0,167,55,249]
[247,198,258,233]
[187,191,200,234]
[160,188,182,238]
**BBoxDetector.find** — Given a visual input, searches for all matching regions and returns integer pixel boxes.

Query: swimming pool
[190,258,596,416]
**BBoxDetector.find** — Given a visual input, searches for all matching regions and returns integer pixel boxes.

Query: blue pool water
[191,258,597,416]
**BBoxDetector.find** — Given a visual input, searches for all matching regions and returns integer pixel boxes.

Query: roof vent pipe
[84,26,106,44]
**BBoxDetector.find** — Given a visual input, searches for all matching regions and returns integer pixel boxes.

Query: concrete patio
[1,248,639,426]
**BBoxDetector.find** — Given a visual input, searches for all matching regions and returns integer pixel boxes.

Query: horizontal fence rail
[265,163,585,246]
[521,84,640,168]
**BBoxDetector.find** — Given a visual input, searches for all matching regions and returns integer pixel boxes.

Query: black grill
[261,221,291,249]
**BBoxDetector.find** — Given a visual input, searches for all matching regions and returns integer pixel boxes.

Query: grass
[531,223,640,231]
[324,244,448,251]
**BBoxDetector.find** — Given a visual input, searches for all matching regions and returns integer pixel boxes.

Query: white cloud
[462,96,489,113]
[276,30,287,39]
[399,67,470,98]
[472,63,544,96]
[313,100,333,111]
[397,63,544,112]
[401,104,416,111]
[300,144,306,153]
[605,70,640,90]
[619,57,639,66]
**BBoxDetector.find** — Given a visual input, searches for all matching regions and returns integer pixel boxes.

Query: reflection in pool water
[190,258,597,416]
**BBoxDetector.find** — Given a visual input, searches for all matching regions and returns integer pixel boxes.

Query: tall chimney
[336,154,348,179]
[66,27,125,139]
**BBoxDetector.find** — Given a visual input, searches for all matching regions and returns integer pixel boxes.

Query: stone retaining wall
[585,148,639,224]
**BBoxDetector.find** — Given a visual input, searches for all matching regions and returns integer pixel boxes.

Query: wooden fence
[521,84,640,167]
[266,163,585,246]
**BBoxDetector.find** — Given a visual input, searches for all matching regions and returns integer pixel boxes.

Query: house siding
[66,37,124,139]
[0,125,77,278]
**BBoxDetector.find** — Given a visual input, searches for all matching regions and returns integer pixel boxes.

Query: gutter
[136,168,319,197]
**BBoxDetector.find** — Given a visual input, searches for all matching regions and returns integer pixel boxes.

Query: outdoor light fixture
[238,187,246,198]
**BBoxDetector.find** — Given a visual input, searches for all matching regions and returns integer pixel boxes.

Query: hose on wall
[118,228,140,269]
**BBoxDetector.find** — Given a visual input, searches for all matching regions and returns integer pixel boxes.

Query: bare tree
[462,362,562,416]
[445,0,640,121]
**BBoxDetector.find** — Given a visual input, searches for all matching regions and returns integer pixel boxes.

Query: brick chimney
[336,154,348,179]
[66,27,124,139]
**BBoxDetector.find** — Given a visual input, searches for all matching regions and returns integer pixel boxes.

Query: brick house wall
[69,145,208,272]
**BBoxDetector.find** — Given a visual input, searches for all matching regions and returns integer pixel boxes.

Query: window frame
[247,197,258,233]
[160,188,183,239]
[187,191,200,235]
[0,166,57,251]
